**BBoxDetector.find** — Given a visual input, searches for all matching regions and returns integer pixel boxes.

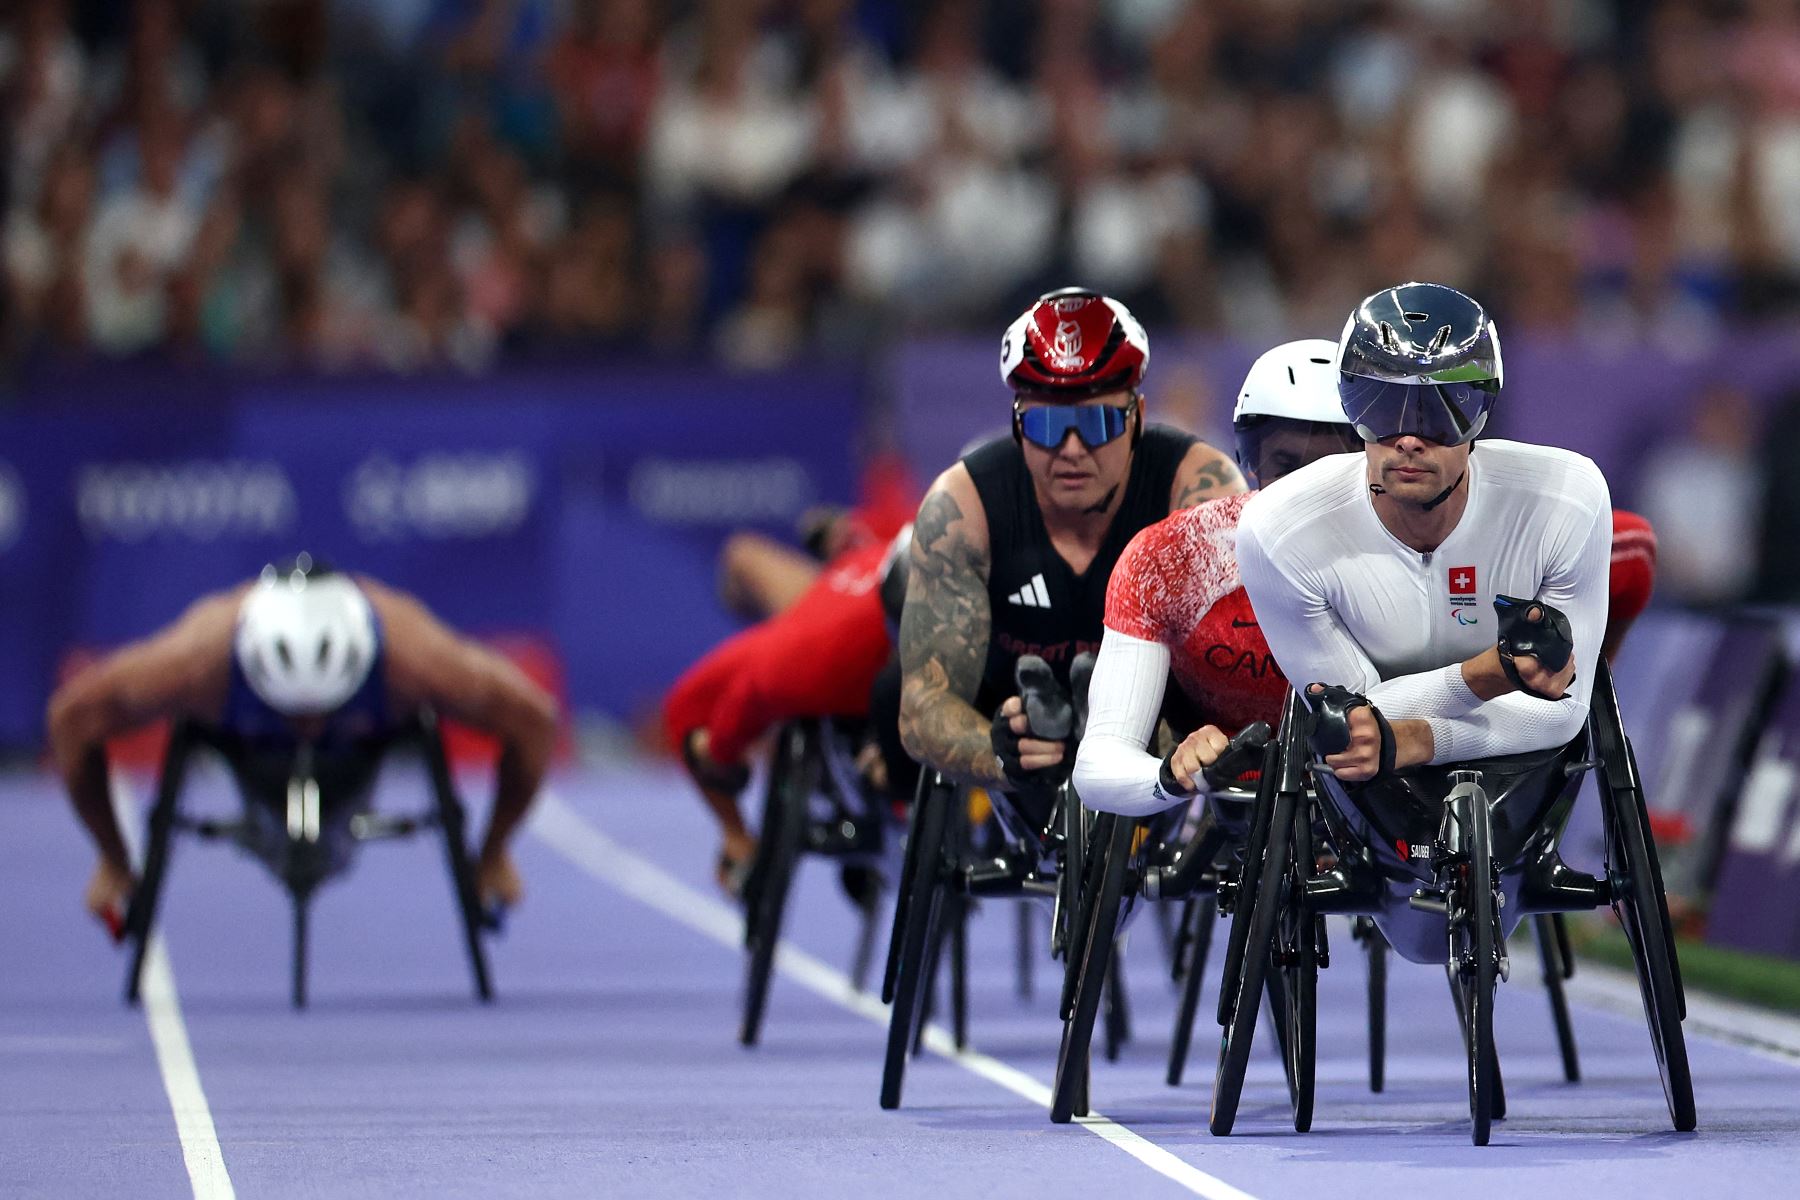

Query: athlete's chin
[1045,477,1102,510]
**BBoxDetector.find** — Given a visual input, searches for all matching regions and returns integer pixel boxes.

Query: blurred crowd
[5,0,1800,376]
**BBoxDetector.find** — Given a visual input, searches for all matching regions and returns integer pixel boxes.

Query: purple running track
[2,756,1797,1199]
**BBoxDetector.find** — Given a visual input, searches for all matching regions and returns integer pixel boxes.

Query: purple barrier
[1707,665,1800,958]
[0,364,865,749]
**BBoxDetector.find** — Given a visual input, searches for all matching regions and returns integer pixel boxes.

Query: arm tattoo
[899,487,1003,785]
[1173,451,1245,510]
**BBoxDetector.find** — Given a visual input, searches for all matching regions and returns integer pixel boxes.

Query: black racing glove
[1306,683,1396,779]
[992,655,1073,805]
[1493,594,1575,701]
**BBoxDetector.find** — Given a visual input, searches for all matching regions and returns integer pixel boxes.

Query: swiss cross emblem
[1449,566,1477,595]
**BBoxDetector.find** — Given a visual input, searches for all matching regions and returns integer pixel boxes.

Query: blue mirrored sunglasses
[1015,401,1134,450]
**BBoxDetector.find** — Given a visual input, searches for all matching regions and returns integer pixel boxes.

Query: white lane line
[112,775,238,1200]
[530,791,1258,1200]
[1567,964,1800,1068]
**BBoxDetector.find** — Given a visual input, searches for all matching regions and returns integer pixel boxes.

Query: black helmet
[1336,282,1502,446]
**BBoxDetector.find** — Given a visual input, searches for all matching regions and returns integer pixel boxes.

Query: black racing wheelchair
[1205,657,1693,1145]
[120,709,496,1009]
[738,715,898,1046]
[1055,727,1585,1123]
[878,654,1138,1112]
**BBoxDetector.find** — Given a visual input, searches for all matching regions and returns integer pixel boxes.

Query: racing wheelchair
[1056,725,1584,1121]
[121,709,496,1009]
[738,715,898,1046]
[1207,657,1693,1145]
[878,655,1134,1112]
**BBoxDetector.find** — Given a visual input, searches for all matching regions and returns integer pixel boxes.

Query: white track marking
[112,775,238,1200]
[530,792,1259,1200]
[1566,964,1800,1067]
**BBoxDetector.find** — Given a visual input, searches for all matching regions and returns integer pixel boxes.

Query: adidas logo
[1007,573,1052,608]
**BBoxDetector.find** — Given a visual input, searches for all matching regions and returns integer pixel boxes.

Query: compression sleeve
[1235,516,1384,696]
[1074,628,1189,816]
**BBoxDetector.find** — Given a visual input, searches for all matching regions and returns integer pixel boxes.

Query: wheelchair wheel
[1603,770,1697,1130]
[1276,801,1317,1133]
[1051,813,1133,1123]
[1102,952,1130,1062]
[1448,778,1499,1147]
[1210,784,1295,1136]
[1216,761,1281,1028]
[1351,918,1387,1093]
[880,776,952,1110]
[1589,662,1695,1131]
[1534,914,1581,1083]
[881,773,934,1005]
[1166,894,1217,1087]
[740,726,813,1046]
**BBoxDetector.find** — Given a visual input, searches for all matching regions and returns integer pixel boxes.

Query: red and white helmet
[999,287,1149,398]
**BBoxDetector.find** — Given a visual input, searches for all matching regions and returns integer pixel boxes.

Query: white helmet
[234,556,377,715]
[1231,338,1361,487]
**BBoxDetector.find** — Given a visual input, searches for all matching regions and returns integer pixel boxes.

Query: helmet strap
[1420,469,1466,512]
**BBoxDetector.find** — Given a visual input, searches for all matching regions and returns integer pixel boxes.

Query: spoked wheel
[1275,801,1317,1133]
[879,776,952,1110]
[1166,894,1217,1087]
[1534,914,1581,1083]
[1447,777,1500,1146]
[1051,814,1133,1123]
[740,725,812,1046]
[1350,918,1387,1093]
[1210,784,1294,1136]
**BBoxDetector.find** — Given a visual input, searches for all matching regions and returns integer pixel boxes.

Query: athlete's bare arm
[45,589,241,918]
[897,465,1011,786]
[367,581,559,903]
[1170,442,1246,511]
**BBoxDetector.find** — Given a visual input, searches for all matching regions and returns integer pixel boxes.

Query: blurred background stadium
[5,1,1800,961]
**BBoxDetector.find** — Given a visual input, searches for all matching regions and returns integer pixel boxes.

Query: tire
[1216,765,1280,1028]
[1535,914,1581,1083]
[881,772,934,1005]
[1051,814,1133,1123]
[1359,919,1388,1094]
[740,728,812,1047]
[1604,771,1697,1131]
[1210,786,1295,1136]
[1278,802,1317,1133]
[1450,782,1499,1147]
[1166,895,1217,1087]
[879,779,950,1110]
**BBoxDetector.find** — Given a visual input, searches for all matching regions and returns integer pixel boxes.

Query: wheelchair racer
[898,287,1246,824]
[1235,282,1607,784]
[666,527,909,895]
[47,556,559,935]
[1076,334,1658,816]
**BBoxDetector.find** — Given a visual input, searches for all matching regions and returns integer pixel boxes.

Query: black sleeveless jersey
[963,424,1198,708]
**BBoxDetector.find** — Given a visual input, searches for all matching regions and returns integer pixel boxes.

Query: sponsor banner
[1708,621,1800,960]
[0,365,861,747]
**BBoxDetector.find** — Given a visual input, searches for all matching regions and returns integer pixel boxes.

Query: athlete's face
[1017,390,1137,516]
[1365,433,1471,505]
[1253,424,1361,486]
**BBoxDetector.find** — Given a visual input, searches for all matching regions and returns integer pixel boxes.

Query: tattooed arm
[898,464,1005,787]
[1170,442,1246,511]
